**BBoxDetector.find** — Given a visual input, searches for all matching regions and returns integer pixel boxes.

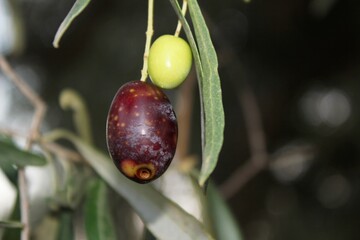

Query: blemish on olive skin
[130,89,135,93]
[121,122,126,127]
[136,168,152,180]
[114,115,118,121]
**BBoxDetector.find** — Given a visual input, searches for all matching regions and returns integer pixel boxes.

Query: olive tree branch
[0,55,46,240]
[174,68,196,160]
[220,86,268,199]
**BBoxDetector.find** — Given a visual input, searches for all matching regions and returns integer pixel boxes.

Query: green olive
[148,35,192,89]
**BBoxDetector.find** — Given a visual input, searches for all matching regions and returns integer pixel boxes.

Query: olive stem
[174,0,188,37]
[140,0,155,82]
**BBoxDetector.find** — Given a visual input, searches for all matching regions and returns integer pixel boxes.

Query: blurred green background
[1,0,360,239]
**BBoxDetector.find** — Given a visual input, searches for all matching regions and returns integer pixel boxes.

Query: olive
[106,80,178,183]
[148,35,192,89]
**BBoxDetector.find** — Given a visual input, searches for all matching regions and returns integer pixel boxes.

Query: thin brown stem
[17,171,30,239]
[0,128,25,138]
[0,56,46,141]
[174,68,196,160]
[42,142,83,163]
[240,86,268,167]
[220,86,268,199]
[0,55,47,240]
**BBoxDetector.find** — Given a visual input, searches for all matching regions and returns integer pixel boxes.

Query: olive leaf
[0,221,24,229]
[207,184,243,240]
[169,0,225,186]
[84,179,117,240]
[57,212,74,240]
[0,138,46,167]
[53,0,91,48]
[44,130,214,240]
[59,89,93,144]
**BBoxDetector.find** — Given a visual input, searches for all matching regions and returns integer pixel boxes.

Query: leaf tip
[198,175,207,187]
[52,42,59,49]
[52,32,61,48]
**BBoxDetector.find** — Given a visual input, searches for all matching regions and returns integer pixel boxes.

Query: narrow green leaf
[170,0,225,186]
[207,184,243,240]
[84,179,116,240]
[53,0,91,48]
[188,0,225,187]
[57,212,74,240]
[0,221,24,229]
[0,139,47,167]
[59,88,93,144]
[45,130,214,240]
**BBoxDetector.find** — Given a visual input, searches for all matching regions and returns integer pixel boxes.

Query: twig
[174,69,196,160]
[239,86,268,168]
[41,142,83,163]
[0,57,46,141]
[0,55,46,240]
[0,128,25,138]
[220,86,268,199]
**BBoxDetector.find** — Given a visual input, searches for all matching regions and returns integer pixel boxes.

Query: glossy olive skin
[106,81,178,183]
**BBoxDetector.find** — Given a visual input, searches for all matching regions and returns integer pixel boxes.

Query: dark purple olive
[106,80,178,183]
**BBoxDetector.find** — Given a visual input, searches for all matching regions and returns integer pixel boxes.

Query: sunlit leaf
[53,0,91,48]
[84,179,116,240]
[169,0,225,186]
[0,139,46,167]
[44,130,214,240]
[207,184,243,240]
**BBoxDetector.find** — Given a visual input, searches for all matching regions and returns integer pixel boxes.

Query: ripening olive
[148,35,192,89]
[106,80,178,183]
